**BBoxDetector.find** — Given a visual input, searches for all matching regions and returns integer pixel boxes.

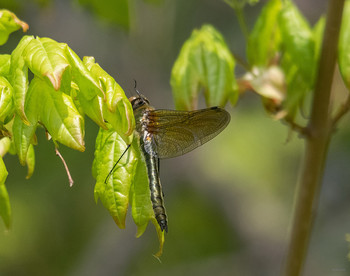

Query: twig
[283,117,308,137]
[332,94,350,127]
[55,148,74,187]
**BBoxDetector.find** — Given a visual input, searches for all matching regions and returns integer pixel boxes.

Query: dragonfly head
[129,94,150,110]
[129,82,150,110]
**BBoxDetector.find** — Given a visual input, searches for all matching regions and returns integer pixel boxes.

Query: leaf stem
[55,148,74,187]
[284,0,345,275]
[225,0,250,42]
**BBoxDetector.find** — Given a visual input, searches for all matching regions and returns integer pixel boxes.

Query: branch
[284,1,345,275]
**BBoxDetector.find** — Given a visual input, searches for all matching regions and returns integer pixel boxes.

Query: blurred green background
[1,0,350,275]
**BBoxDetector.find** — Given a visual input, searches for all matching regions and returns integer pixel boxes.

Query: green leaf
[279,0,317,118]
[0,54,11,77]
[93,127,136,228]
[23,37,70,90]
[13,77,85,163]
[71,83,107,129]
[93,128,165,255]
[0,156,11,229]
[247,0,281,66]
[151,218,165,258]
[0,9,28,46]
[0,76,14,123]
[26,143,35,179]
[282,56,310,118]
[0,137,11,157]
[130,138,154,235]
[65,46,105,100]
[279,0,315,83]
[338,0,350,89]
[33,77,85,151]
[10,35,34,124]
[171,24,237,110]
[83,56,134,143]
[13,115,37,165]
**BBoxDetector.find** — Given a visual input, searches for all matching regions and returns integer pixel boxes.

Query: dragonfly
[106,88,231,233]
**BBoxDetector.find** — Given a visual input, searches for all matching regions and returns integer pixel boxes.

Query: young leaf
[247,0,281,66]
[93,127,136,228]
[25,144,35,179]
[171,24,237,110]
[0,137,11,157]
[13,77,85,164]
[12,115,37,165]
[338,0,350,89]
[71,83,107,130]
[279,0,315,83]
[82,56,135,143]
[130,138,154,236]
[10,35,34,124]
[0,76,14,123]
[279,0,316,118]
[0,54,11,77]
[23,37,70,90]
[65,46,105,100]
[151,218,165,258]
[0,156,10,229]
[32,78,85,152]
[0,9,28,45]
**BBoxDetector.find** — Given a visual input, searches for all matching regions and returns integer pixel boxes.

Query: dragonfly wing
[146,107,230,159]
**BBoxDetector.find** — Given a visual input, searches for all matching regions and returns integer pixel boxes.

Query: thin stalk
[224,0,249,42]
[284,1,345,275]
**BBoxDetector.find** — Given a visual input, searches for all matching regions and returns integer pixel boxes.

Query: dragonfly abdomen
[142,146,168,232]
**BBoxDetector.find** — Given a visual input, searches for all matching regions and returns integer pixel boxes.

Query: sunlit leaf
[83,56,134,143]
[25,143,35,179]
[0,54,11,77]
[151,218,165,258]
[247,0,281,66]
[338,0,350,89]
[32,78,85,151]
[0,137,11,157]
[12,114,37,165]
[93,127,136,228]
[0,76,14,123]
[13,77,85,164]
[9,35,33,124]
[23,37,70,90]
[130,138,153,236]
[171,24,237,110]
[0,156,10,229]
[71,83,107,130]
[65,46,105,100]
[0,9,28,45]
